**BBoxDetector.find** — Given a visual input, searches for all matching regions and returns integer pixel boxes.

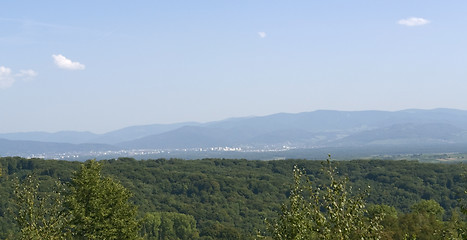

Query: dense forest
[0,156,465,239]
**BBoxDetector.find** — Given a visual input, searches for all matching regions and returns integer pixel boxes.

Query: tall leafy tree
[66,160,141,240]
[267,157,382,240]
[13,175,70,240]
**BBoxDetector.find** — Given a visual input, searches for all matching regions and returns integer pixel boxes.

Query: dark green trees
[6,157,466,239]
[66,160,141,239]
[141,212,199,240]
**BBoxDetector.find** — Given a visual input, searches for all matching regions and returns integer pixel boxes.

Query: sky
[1,1,467,133]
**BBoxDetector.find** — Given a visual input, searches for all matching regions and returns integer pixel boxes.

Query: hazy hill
[89,122,200,144]
[0,122,199,145]
[2,109,467,156]
[0,138,116,156]
[119,108,467,149]
[118,126,233,149]
[205,109,467,132]
[333,123,467,146]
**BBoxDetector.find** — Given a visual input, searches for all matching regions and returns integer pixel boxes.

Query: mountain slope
[119,109,467,149]
[118,126,235,149]
[3,109,467,154]
[333,123,467,146]
[0,122,200,145]
[90,122,200,144]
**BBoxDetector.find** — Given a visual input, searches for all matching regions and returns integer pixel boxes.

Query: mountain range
[2,108,467,158]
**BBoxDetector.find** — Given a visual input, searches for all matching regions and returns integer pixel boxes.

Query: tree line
[0,156,465,239]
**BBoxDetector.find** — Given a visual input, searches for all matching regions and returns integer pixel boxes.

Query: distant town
[20,145,296,161]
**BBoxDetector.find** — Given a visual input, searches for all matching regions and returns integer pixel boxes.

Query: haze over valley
[2,108,467,161]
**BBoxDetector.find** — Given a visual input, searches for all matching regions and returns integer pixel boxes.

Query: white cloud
[398,17,430,27]
[258,32,267,38]
[52,54,85,70]
[0,66,36,89]
[0,66,15,89]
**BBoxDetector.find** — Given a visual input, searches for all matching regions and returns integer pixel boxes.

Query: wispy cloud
[16,69,38,80]
[258,32,267,38]
[0,66,37,89]
[0,66,15,89]
[398,17,430,27]
[52,54,85,70]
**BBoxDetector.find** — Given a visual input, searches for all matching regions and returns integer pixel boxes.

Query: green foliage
[460,166,467,216]
[267,158,382,240]
[141,212,199,240]
[66,159,141,240]
[367,205,400,239]
[199,221,242,240]
[410,200,445,219]
[367,201,467,240]
[1,157,466,239]
[13,174,70,240]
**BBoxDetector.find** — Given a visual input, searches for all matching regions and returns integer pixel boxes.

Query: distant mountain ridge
[333,123,467,146]
[0,122,200,145]
[89,122,200,144]
[0,138,116,156]
[118,108,467,149]
[2,108,467,157]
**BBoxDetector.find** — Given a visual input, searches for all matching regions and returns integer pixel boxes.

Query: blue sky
[1,1,466,133]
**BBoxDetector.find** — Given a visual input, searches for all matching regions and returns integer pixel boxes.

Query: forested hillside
[0,157,465,239]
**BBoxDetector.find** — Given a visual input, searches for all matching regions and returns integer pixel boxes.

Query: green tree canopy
[66,160,141,240]
[141,212,199,240]
[267,158,382,240]
[13,175,69,240]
